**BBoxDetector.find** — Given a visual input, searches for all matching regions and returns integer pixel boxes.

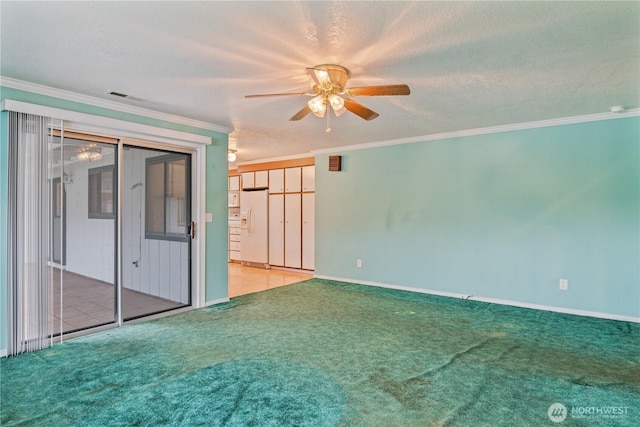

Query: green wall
[315,117,640,319]
[0,86,229,352]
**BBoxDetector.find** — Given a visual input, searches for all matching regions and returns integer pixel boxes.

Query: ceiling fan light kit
[308,94,327,117]
[245,64,410,131]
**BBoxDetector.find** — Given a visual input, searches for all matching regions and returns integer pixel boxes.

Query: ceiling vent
[107,91,144,102]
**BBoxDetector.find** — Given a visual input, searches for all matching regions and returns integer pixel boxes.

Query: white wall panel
[169,241,181,301]
[65,144,191,305]
[62,152,116,284]
[158,240,171,299]
[148,239,160,296]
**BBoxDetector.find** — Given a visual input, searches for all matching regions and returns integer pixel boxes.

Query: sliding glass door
[50,134,118,335]
[7,110,196,356]
[121,146,191,320]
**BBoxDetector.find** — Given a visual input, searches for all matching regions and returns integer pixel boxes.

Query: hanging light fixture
[227,149,237,162]
[308,95,327,117]
[328,94,346,116]
[75,145,102,161]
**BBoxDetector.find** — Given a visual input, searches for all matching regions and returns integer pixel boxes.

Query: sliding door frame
[2,99,209,342]
[118,137,205,310]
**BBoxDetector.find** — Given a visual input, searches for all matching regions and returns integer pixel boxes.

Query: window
[145,154,190,241]
[88,165,115,219]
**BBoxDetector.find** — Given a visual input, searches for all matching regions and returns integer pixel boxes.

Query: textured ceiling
[1,1,638,163]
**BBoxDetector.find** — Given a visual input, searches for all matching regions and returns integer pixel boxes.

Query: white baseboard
[0,349,7,358]
[313,275,640,323]
[204,297,231,307]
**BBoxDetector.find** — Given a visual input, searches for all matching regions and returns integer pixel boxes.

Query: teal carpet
[1,279,639,426]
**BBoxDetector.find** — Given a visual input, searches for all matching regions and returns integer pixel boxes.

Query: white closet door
[284,193,301,268]
[302,193,315,270]
[269,194,284,266]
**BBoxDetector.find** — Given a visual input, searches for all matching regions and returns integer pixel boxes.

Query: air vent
[329,155,342,172]
[107,91,144,102]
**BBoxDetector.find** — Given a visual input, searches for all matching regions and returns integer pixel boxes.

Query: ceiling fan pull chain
[326,109,331,133]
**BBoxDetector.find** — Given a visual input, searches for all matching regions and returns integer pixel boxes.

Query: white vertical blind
[7,112,54,355]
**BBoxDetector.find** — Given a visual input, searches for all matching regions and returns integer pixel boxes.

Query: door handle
[191,221,196,239]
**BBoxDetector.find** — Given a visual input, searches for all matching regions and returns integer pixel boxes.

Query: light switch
[205,213,213,222]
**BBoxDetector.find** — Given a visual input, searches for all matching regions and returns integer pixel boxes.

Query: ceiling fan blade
[343,98,379,121]
[289,104,312,121]
[245,92,309,98]
[345,84,410,96]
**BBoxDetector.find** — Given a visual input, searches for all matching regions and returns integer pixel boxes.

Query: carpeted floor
[1,279,639,426]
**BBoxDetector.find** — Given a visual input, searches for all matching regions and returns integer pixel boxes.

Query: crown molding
[312,109,640,155]
[0,76,232,134]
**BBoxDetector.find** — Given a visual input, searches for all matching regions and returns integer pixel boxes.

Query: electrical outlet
[559,279,568,290]
[356,259,362,268]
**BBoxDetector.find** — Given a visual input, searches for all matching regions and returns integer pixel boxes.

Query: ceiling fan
[245,64,410,131]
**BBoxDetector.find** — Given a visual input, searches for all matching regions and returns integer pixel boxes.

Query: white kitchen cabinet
[284,193,301,268]
[302,166,315,192]
[302,193,315,270]
[241,172,254,189]
[229,175,240,191]
[228,175,240,211]
[285,167,301,193]
[242,170,268,189]
[239,161,314,270]
[229,224,241,261]
[255,170,268,188]
[269,169,284,193]
[268,194,284,266]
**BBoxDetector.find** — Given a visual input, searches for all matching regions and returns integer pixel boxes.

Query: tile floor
[51,270,185,335]
[52,264,312,335]
[228,263,312,298]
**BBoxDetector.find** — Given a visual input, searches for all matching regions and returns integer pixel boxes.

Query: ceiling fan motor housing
[314,64,349,92]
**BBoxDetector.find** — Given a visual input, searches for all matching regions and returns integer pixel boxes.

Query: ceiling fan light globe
[328,94,344,109]
[328,94,346,116]
[308,95,326,117]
